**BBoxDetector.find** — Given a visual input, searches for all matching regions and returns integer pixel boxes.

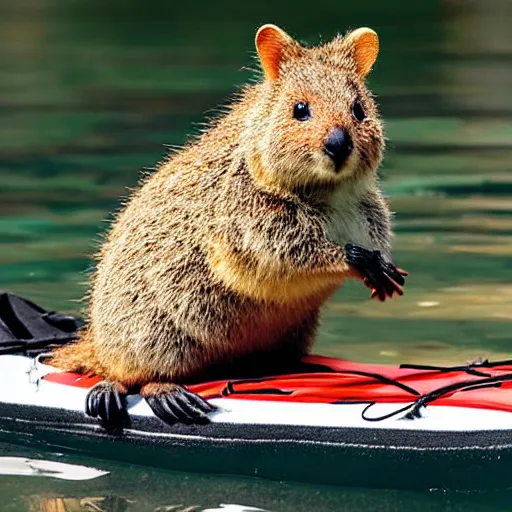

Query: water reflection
[32,500,268,512]
[4,447,512,512]
[0,456,108,481]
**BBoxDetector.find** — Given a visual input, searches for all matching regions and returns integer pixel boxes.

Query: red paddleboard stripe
[41,356,512,414]
[44,372,101,388]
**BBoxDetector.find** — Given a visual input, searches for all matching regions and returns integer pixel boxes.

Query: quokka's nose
[323,127,353,172]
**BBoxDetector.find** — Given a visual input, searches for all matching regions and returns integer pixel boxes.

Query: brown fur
[49,25,393,390]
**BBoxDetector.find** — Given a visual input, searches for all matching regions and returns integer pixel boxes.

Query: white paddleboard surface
[1,355,512,433]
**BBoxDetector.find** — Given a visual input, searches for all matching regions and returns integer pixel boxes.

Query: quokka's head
[245,24,385,195]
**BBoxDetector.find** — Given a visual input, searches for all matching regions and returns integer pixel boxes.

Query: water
[1,0,512,509]
[2,443,512,512]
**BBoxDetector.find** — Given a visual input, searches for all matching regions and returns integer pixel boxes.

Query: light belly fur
[326,183,373,249]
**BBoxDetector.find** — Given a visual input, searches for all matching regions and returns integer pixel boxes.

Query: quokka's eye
[352,99,366,122]
[293,102,311,121]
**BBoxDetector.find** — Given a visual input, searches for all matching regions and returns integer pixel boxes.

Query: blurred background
[2,0,512,365]
[1,0,512,510]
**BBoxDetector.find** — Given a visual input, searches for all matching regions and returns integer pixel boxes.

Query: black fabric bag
[0,292,82,356]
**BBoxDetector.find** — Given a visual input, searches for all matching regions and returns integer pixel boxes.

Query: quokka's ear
[344,27,379,78]
[255,24,301,81]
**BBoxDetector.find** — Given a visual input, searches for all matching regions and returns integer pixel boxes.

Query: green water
[1,0,512,509]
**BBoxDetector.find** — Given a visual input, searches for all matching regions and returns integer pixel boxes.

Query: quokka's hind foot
[141,382,217,426]
[85,380,130,432]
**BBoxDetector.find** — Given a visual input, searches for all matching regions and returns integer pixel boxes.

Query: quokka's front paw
[344,243,408,301]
